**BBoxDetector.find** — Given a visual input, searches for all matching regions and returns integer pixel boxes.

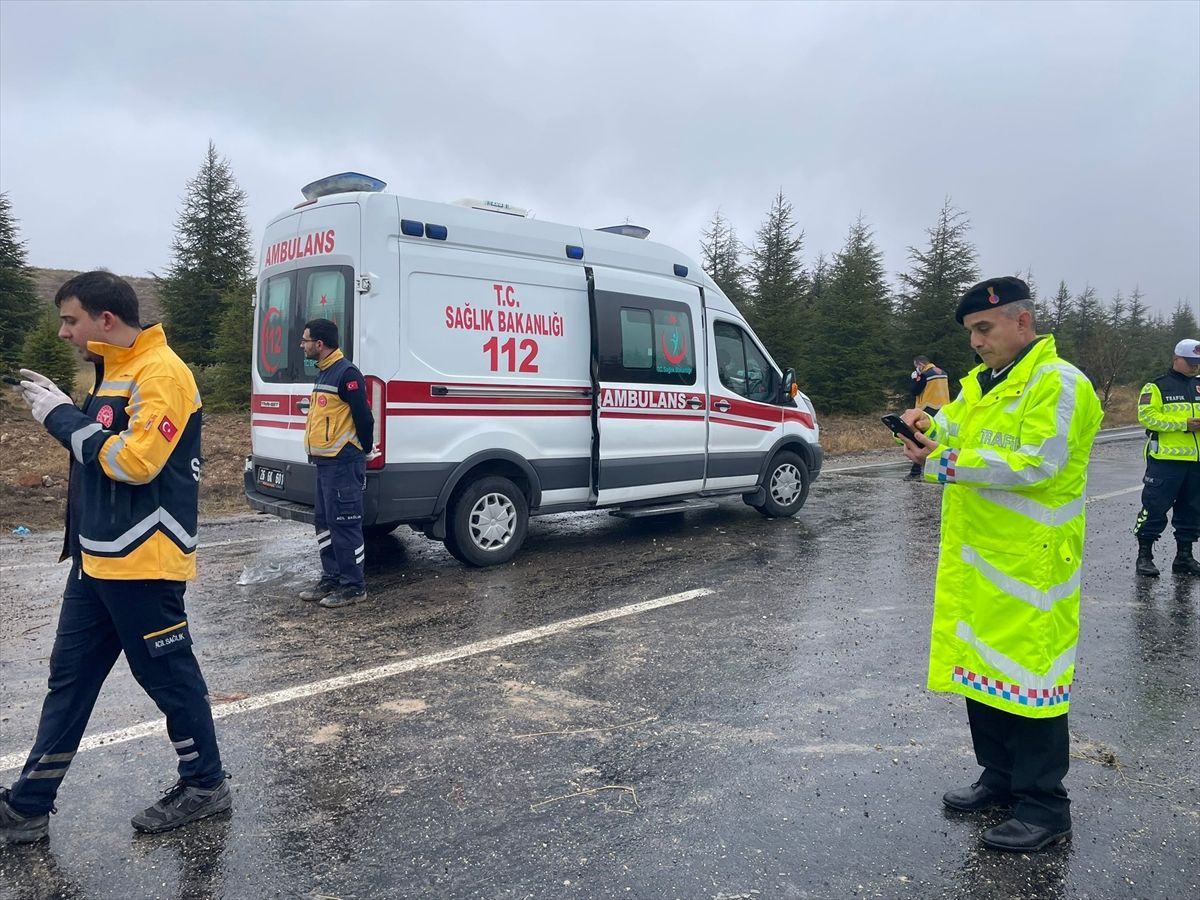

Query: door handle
[713,399,731,413]
[687,397,703,410]
[297,398,311,415]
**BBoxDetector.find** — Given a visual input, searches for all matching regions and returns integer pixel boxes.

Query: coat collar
[317,347,344,371]
[961,335,1057,402]
[86,323,165,364]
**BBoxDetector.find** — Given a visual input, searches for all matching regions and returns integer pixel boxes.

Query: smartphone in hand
[881,413,920,443]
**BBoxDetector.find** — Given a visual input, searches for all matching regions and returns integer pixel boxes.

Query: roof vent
[597,224,650,240]
[452,198,530,217]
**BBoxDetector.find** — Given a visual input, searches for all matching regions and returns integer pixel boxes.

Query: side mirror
[783,368,799,399]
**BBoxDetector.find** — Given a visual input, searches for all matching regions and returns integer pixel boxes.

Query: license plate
[257,466,285,490]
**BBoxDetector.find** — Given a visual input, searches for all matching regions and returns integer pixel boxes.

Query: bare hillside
[31,267,164,324]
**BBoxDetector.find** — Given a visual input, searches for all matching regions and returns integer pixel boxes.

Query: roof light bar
[301,173,387,201]
[597,224,650,240]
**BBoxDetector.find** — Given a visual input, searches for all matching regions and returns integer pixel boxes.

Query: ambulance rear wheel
[756,451,809,518]
[445,475,529,567]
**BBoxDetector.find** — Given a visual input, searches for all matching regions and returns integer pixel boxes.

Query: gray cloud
[2,0,1197,317]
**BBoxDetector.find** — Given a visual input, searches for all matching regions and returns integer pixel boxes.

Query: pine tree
[746,191,808,370]
[802,217,891,413]
[203,285,255,411]
[0,193,43,374]
[1169,301,1200,345]
[699,209,749,310]
[1123,287,1156,383]
[895,199,979,382]
[159,141,254,366]
[1068,286,1104,381]
[20,311,79,397]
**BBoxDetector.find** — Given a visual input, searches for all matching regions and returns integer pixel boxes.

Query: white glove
[19,368,73,425]
[366,444,383,462]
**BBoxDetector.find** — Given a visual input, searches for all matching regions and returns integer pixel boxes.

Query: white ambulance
[245,173,822,566]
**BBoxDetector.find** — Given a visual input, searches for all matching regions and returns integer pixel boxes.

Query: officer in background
[907,356,950,478]
[1,272,229,844]
[897,276,1103,853]
[297,318,375,609]
[1134,339,1200,577]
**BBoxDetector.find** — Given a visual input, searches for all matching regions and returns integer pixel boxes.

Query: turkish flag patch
[346,379,360,391]
[158,416,178,442]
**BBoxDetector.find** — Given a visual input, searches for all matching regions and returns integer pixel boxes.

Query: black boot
[1172,541,1200,576]
[1136,539,1159,578]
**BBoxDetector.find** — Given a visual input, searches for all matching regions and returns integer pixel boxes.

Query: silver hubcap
[469,493,517,551]
[770,464,802,506]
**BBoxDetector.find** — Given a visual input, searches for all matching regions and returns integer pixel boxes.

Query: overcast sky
[2,0,1197,317]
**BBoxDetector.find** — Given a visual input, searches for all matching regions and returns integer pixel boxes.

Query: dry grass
[818,383,1143,456]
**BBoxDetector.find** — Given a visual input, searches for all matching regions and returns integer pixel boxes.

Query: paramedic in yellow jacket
[298,318,375,609]
[907,356,950,478]
[897,276,1103,854]
[2,272,229,846]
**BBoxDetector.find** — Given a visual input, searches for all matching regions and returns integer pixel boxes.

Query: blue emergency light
[301,173,387,201]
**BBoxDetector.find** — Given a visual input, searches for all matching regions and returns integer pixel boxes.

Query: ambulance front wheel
[755,451,810,518]
[445,475,530,567]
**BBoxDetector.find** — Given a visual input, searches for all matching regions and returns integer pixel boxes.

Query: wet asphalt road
[0,436,1197,900]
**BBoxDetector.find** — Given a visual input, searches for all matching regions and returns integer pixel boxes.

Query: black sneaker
[1,788,50,845]
[131,777,232,834]
[319,586,367,609]
[299,577,339,602]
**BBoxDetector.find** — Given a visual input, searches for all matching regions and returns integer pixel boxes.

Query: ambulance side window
[596,291,696,386]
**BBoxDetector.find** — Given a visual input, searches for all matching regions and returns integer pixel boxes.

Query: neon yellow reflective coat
[1137,370,1200,462]
[921,335,1103,718]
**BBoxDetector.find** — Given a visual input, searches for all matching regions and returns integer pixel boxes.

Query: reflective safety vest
[1137,370,1200,462]
[920,335,1103,718]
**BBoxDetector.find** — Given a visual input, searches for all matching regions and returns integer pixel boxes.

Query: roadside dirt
[0,390,249,534]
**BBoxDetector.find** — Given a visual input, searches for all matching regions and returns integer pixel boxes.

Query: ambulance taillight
[367,375,386,470]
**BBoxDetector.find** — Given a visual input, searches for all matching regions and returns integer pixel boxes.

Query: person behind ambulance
[1133,338,1200,577]
[906,355,950,478]
[297,318,375,609]
[896,276,1103,853]
[1,272,229,845]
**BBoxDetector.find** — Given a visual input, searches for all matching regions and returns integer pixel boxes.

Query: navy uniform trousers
[6,566,224,817]
[968,699,1071,831]
[1135,458,1200,543]
[314,455,366,590]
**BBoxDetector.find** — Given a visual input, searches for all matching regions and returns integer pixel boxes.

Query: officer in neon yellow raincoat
[898,276,1103,854]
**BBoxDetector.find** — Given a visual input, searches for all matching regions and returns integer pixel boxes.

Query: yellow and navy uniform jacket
[1138,369,1200,462]
[911,362,950,413]
[42,324,202,581]
[303,348,374,464]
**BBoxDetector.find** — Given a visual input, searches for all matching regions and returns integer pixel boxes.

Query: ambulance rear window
[256,265,354,383]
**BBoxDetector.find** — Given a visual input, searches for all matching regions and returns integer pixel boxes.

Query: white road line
[1087,485,1143,502]
[0,588,713,773]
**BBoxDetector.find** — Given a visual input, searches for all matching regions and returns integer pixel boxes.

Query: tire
[364,521,401,539]
[755,451,810,518]
[444,475,529,567]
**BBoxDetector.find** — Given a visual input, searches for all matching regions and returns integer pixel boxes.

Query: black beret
[955,276,1032,324]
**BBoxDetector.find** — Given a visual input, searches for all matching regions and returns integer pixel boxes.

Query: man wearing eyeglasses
[297,318,375,608]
